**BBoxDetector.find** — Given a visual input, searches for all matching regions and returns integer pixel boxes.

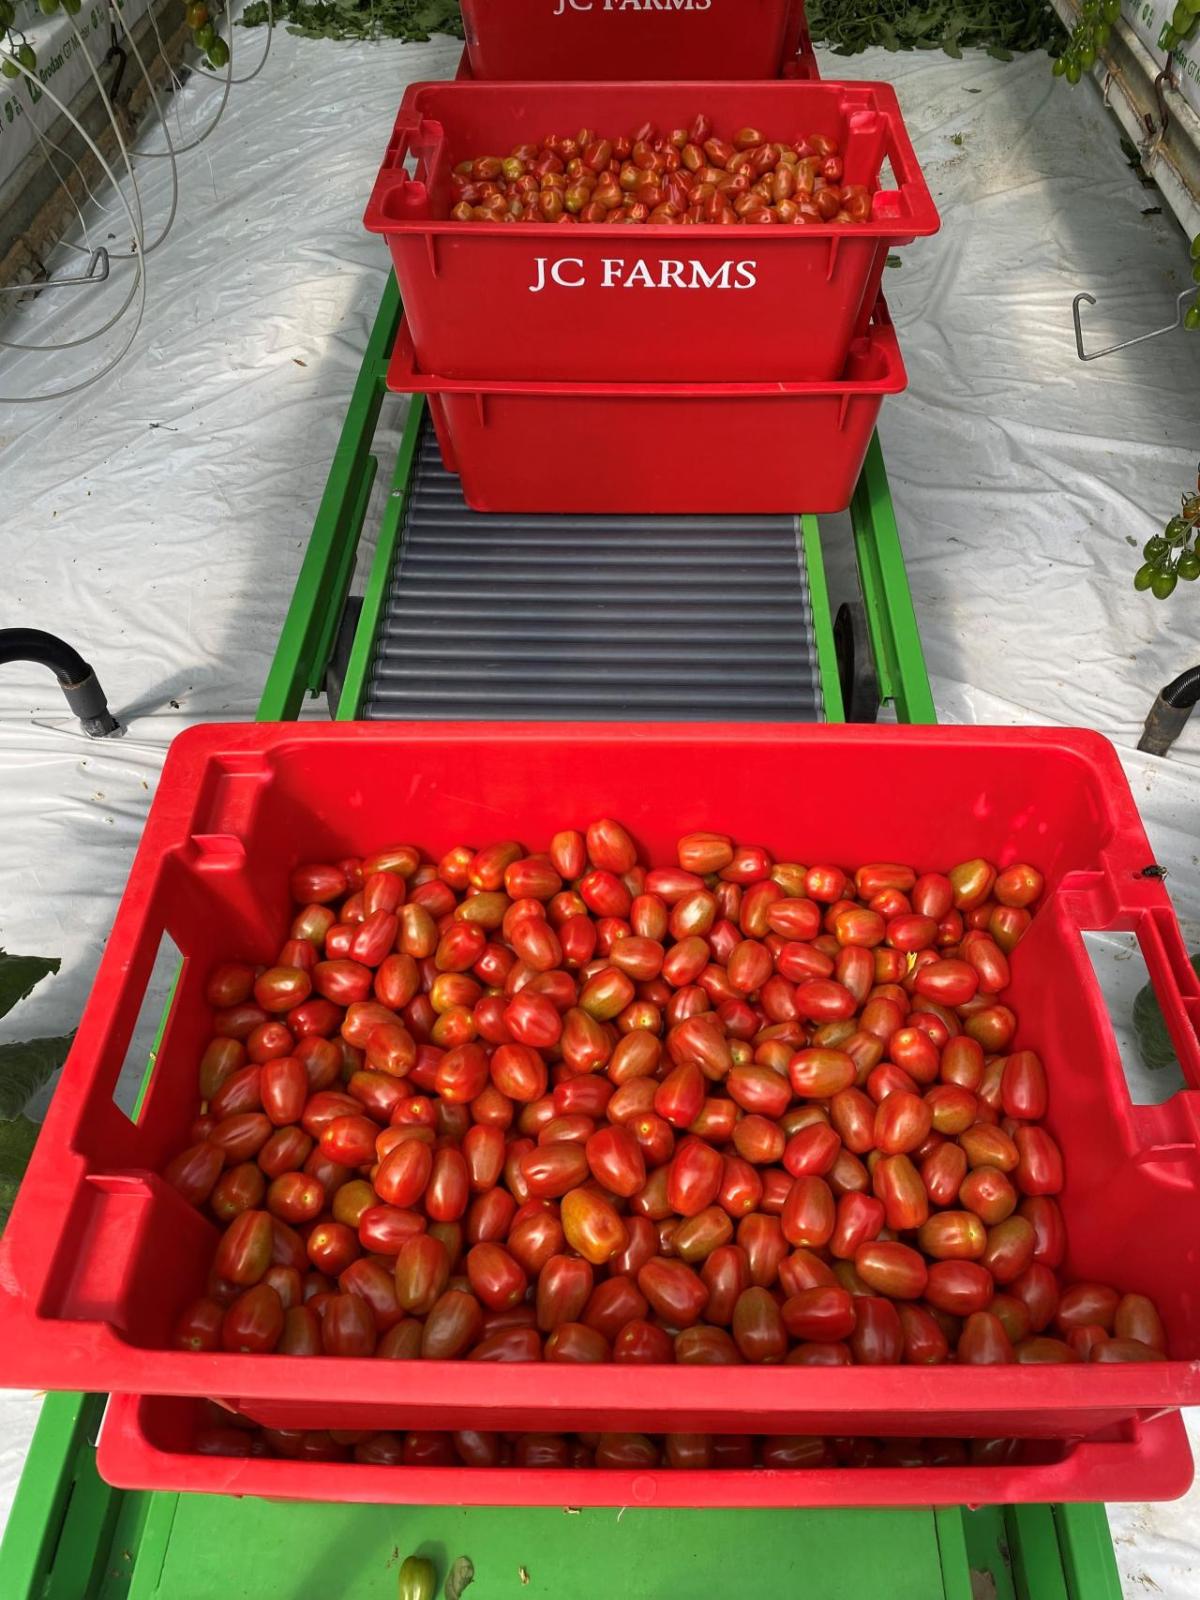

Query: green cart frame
[0,276,1126,1600]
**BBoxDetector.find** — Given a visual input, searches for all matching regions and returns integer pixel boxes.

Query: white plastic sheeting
[1,30,1199,1589]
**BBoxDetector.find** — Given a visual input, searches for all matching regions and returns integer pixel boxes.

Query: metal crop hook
[0,248,111,296]
[1073,286,1196,361]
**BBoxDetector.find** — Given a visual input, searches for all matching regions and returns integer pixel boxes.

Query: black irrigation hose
[1138,664,1200,758]
[0,629,121,737]
[1161,665,1200,711]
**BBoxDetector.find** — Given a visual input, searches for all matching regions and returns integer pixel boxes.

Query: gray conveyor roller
[364,425,823,723]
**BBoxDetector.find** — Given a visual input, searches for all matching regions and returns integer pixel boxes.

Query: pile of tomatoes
[190,1402,1046,1471]
[167,820,1168,1377]
[447,114,873,226]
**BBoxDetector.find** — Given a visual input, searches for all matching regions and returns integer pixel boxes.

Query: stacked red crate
[0,725,1196,1504]
[365,75,938,513]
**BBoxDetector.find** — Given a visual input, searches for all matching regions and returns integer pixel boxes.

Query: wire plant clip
[1073,286,1196,361]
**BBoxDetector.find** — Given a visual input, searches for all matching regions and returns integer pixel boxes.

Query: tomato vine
[1135,468,1200,600]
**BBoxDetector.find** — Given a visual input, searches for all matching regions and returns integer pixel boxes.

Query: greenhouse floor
[0,28,1198,1596]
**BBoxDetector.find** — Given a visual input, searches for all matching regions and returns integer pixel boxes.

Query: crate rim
[385,311,907,398]
[363,77,941,243]
[95,1395,1195,1510]
[1,721,1196,1419]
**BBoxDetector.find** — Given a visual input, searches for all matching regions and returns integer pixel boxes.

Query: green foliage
[1053,0,1120,80]
[807,0,1062,57]
[1133,481,1200,601]
[240,0,463,43]
[0,952,59,1022]
[236,0,1057,67]
[0,1034,74,1122]
[0,1117,41,1233]
[0,953,72,1120]
[0,952,71,1231]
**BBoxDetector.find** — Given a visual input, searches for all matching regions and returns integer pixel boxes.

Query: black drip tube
[1138,664,1200,758]
[1161,665,1200,710]
[0,629,121,737]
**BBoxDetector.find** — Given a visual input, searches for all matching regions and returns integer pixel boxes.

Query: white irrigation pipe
[137,4,234,154]
[0,13,148,356]
[0,61,146,401]
[0,0,272,396]
[93,5,181,254]
[24,85,101,255]
[65,10,149,251]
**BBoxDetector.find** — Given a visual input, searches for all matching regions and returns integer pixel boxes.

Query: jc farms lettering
[530,257,757,292]
[552,1,713,12]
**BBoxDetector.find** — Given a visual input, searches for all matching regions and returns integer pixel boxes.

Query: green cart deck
[1,1394,1125,1600]
[0,276,1126,1600]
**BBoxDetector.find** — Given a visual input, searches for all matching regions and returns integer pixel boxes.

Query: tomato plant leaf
[235,0,1058,63]
[0,1034,74,1122]
[808,0,1062,57]
[0,952,60,1022]
[240,0,463,42]
[0,1116,41,1233]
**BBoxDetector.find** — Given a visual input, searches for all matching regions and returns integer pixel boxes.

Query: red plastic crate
[788,17,820,81]
[1,723,1198,1442]
[362,80,937,384]
[97,1397,1193,1509]
[457,33,822,83]
[459,0,806,82]
[386,308,905,515]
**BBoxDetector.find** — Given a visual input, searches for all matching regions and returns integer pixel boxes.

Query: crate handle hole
[112,931,184,1124]
[1082,929,1192,1107]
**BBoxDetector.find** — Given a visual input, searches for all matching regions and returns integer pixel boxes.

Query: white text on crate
[552,0,714,13]
[528,258,759,293]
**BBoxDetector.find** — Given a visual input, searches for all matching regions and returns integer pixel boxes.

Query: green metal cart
[0,276,1127,1600]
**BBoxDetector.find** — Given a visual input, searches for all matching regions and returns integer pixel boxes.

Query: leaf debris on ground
[807,0,1063,58]
[238,0,1058,56]
[240,0,463,43]
[446,1555,475,1600]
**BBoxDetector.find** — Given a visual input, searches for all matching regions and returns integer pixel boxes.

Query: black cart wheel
[834,600,880,724]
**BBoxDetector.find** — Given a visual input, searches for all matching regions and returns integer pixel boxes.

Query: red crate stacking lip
[459,0,807,82]
[386,307,905,515]
[0,723,1198,1441]
[456,32,822,83]
[97,1396,1193,1509]
[362,80,938,384]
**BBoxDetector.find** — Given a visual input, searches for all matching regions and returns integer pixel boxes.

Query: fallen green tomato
[399,1555,437,1600]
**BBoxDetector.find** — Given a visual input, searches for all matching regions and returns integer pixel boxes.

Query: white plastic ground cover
[1,31,1199,1587]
